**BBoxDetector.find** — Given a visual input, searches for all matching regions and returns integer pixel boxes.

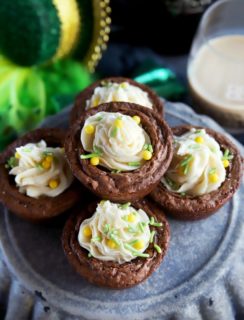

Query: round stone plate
[0,102,243,320]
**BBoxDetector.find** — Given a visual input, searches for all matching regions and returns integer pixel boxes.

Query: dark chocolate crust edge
[65,102,173,202]
[150,125,243,220]
[70,77,164,124]
[0,128,84,222]
[62,199,170,289]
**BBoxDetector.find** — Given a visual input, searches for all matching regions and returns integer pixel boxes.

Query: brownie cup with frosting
[65,102,173,202]
[0,128,83,222]
[150,125,243,220]
[70,77,164,124]
[62,199,170,289]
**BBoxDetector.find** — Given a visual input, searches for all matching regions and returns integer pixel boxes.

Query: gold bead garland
[52,0,81,60]
[85,0,111,72]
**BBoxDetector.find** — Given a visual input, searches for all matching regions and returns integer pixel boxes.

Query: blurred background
[0,0,243,149]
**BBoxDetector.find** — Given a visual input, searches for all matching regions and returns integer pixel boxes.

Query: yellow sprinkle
[42,160,51,170]
[195,136,204,144]
[120,82,127,89]
[90,157,99,166]
[209,173,219,183]
[100,200,106,205]
[45,155,53,163]
[85,125,95,134]
[132,115,140,125]
[222,159,229,168]
[92,97,100,107]
[114,118,123,128]
[133,240,144,250]
[127,213,136,223]
[15,152,20,159]
[142,150,152,160]
[48,179,59,189]
[83,225,92,237]
[107,239,117,249]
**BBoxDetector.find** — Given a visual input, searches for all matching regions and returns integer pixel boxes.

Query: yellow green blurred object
[0,56,92,150]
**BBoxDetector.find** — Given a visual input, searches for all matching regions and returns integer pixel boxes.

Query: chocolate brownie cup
[62,199,170,289]
[65,102,173,202]
[0,128,83,222]
[150,125,243,220]
[70,77,164,124]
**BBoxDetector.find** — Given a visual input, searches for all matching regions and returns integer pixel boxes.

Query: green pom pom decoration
[0,0,60,66]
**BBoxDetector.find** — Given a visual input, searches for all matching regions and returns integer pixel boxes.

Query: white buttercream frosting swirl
[78,200,151,264]
[86,81,153,109]
[162,128,226,196]
[9,140,73,198]
[80,111,152,171]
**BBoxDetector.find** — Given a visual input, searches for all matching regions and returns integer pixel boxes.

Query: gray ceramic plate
[0,102,243,320]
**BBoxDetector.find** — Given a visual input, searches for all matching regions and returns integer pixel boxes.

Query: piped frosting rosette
[0,128,82,221]
[65,102,173,202]
[150,125,243,220]
[70,77,164,124]
[80,111,152,171]
[86,81,153,109]
[162,128,226,196]
[9,140,73,198]
[62,199,170,288]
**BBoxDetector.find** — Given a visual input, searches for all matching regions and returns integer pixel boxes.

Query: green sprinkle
[165,176,178,190]
[180,154,193,167]
[23,147,32,153]
[129,239,139,245]
[179,154,193,175]
[103,223,110,234]
[133,252,150,258]
[43,151,53,156]
[138,222,145,233]
[111,169,121,173]
[143,143,153,153]
[80,152,99,159]
[124,243,149,258]
[222,149,234,160]
[91,236,101,243]
[119,202,131,209]
[148,144,153,153]
[209,167,217,175]
[149,217,163,227]
[180,192,186,197]
[110,234,120,247]
[154,244,162,253]
[143,144,149,150]
[128,161,141,167]
[195,129,203,134]
[110,126,118,138]
[88,253,93,258]
[96,116,103,121]
[6,156,18,169]
[127,226,138,234]
[36,164,43,169]
[150,230,156,243]
[93,146,103,155]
